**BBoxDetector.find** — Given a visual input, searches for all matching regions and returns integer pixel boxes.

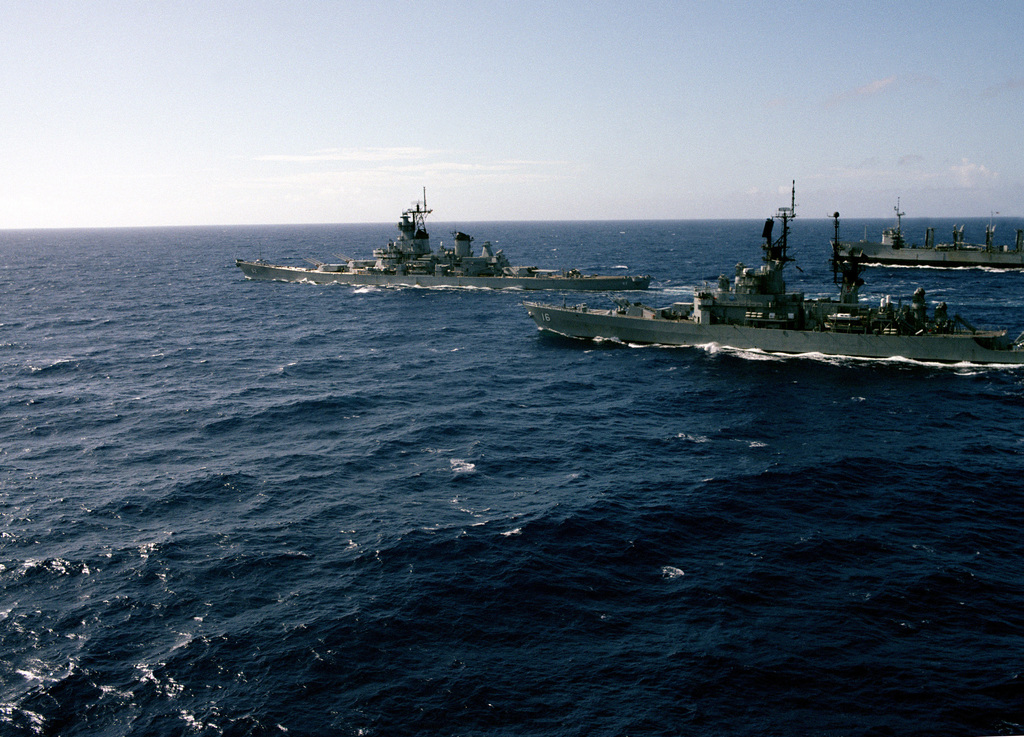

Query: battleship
[236,192,650,291]
[524,185,1024,365]
[834,202,1024,268]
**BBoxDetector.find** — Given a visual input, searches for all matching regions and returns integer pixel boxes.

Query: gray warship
[236,192,650,291]
[524,184,1024,364]
[834,202,1024,268]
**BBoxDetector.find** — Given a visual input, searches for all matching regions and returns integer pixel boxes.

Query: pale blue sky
[2,0,1023,227]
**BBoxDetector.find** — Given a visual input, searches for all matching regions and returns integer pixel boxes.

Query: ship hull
[838,243,1024,269]
[524,302,1024,364]
[237,260,650,291]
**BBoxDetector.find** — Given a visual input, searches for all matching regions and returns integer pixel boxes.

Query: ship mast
[891,198,905,248]
[831,211,864,304]
[763,180,796,264]
[410,187,432,234]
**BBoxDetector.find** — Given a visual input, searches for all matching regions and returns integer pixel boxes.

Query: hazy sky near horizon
[2,0,1023,228]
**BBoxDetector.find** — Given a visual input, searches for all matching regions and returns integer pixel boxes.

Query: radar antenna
[406,187,432,236]
[763,181,796,264]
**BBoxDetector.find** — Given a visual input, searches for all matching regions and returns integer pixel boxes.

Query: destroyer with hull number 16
[237,191,650,291]
[524,184,1024,364]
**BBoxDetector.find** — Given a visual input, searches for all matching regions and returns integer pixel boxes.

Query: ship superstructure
[524,185,1024,364]
[834,201,1024,268]
[237,191,650,291]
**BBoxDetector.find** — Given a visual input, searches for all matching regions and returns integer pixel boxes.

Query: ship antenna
[831,210,865,302]
[411,187,432,232]
[831,212,841,285]
[892,197,905,248]
[767,180,796,264]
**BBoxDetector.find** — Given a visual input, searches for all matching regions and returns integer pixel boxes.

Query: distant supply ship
[524,185,1024,365]
[834,202,1024,268]
[236,191,650,291]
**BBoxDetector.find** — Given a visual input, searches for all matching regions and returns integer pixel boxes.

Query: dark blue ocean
[4,216,1024,737]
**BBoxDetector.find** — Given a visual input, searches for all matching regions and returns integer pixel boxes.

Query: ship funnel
[453,231,473,257]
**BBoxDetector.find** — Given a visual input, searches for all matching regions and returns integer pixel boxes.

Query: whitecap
[100,683,133,699]
[450,459,476,474]
[20,559,43,574]
[49,558,71,575]
[28,358,74,373]
[3,707,44,732]
[661,566,685,579]
[676,433,709,443]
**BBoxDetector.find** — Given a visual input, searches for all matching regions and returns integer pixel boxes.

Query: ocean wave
[26,358,78,375]
[5,221,1024,737]
[450,459,477,475]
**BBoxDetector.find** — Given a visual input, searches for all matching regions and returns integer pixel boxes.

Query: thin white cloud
[825,76,898,107]
[855,77,898,96]
[252,149,570,178]
[239,158,575,193]
[950,158,998,187]
[825,156,1000,193]
[898,154,924,167]
[255,147,443,163]
[979,79,1024,99]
